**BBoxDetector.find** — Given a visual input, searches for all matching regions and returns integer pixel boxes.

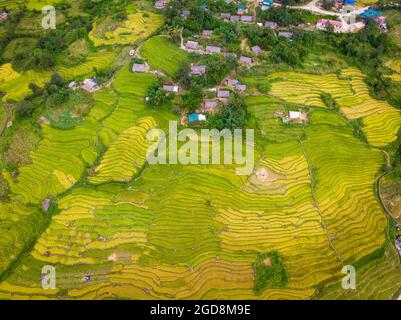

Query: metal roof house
[206,45,222,54]
[278,32,293,39]
[239,56,252,64]
[188,113,206,123]
[264,21,278,29]
[185,40,199,50]
[190,65,206,76]
[203,99,219,113]
[163,85,179,93]
[132,63,149,73]
[252,45,262,56]
[360,9,381,20]
[82,78,100,92]
[218,90,230,99]
[241,15,253,23]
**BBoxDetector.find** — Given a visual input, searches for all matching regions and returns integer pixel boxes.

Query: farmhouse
[163,85,179,93]
[264,21,278,29]
[218,90,230,99]
[206,45,222,54]
[68,81,79,90]
[132,63,149,73]
[230,15,240,22]
[252,45,262,56]
[375,16,387,29]
[0,12,8,22]
[235,84,247,92]
[316,19,343,32]
[237,4,247,14]
[260,0,273,10]
[154,0,165,9]
[226,79,239,86]
[188,113,206,123]
[221,13,231,21]
[202,30,213,37]
[241,16,254,23]
[190,65,206,76]
[278,32,293,39]
[239,56,252,65]
[360,9,381,20]
[203,99,219,113]
[289,111,302,120]
[396,236,401,255]
[185,40,199,51]
[81,78,100,93]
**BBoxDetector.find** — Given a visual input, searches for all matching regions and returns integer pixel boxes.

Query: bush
[206,94,248,130]
[254,251,288,294]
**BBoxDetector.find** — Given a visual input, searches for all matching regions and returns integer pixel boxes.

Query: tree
[322,0,334,10]
[146,81,168,107]
[181,85,203,112]
[15,100,36,118]
[206,94,248,130]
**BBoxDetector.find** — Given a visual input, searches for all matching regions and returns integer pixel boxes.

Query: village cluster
[155,0,388,33]
[63,0,390,128]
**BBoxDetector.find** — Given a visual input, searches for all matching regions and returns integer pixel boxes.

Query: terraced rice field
[57,49,119,80]
[0,0,24,9]
[26,0,63,10]
[89,11,163,47]
[0,54,400,299]
[266,68,401,147]
[0,63,51,101]
[140,36,189,76]
[385,59,401,82]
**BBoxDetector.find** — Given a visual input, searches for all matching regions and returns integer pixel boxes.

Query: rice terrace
[0,0,401,304]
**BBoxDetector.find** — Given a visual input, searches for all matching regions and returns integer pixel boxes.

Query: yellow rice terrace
[0,0,401,302]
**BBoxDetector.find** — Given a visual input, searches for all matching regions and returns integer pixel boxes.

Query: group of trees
[15,73,69,119]
[206,94,248,130]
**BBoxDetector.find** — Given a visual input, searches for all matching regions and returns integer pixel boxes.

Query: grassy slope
[140,35,189,76]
